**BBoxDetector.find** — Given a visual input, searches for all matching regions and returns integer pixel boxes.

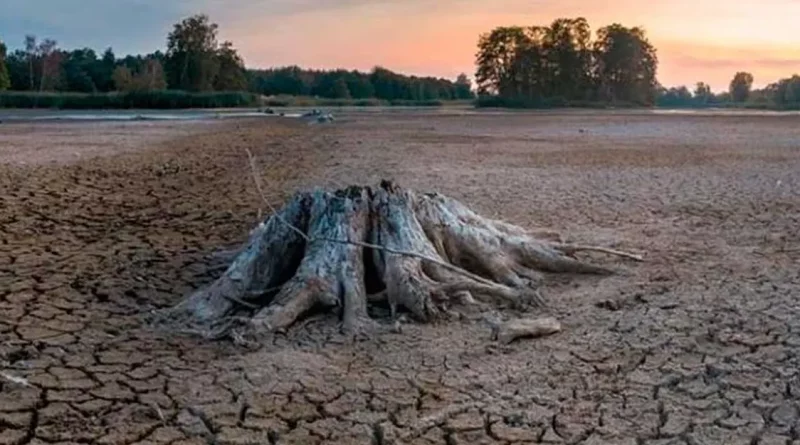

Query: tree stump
[165,181,640,340]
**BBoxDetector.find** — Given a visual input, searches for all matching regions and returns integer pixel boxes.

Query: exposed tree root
[163,181,641,341]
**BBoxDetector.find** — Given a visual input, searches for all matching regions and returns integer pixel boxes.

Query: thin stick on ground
[245,148,310,242]
[555,244,644,262]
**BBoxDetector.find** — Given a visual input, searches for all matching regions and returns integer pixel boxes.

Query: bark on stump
[166,181,639,340]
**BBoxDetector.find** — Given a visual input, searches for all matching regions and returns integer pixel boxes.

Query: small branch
[245,148,311,243]
[150,402,166,425]
[554,244,644,262]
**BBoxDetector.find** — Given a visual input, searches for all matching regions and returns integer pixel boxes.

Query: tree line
[249,67,473,101]
[475,19,658,106]
[5,13,799,109]
[475,17,800,109]
[0,15,247,94]
[656,72,800,109]
[0,14,472,102]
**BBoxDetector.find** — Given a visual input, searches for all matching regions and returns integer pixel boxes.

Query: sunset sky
[3,0,800,92]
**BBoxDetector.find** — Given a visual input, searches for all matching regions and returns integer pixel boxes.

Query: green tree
[764,75,800,107]
[214,41,247,91]
[513,26,551,101]
[475,26,529,96]
[729,71,754,103]
[345,71,374,98]
[165,14,220,91]
[544,18,592,99]
[332,77,351,98]
[454,73,473,99]
[62,48,99,92]
[656,85,692,107]
[25,35,36,90]
[593,24,658,105]
[97,48,117,92]
[694,82,712,105]
[5,50,28,90]
[0,40,11,90]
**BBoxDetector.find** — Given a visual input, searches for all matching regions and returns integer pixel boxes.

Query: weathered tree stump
[166,181,640,340]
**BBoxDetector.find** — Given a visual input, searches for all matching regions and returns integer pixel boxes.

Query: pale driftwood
[164,180,640,340]
[493,317,562,344]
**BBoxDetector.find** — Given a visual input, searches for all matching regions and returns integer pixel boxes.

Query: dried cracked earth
[1,110,799,445]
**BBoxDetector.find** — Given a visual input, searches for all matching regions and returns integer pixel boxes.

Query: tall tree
[97,48,117,92]
[344,71,375,98]
[544,18,592,99]
[24,35,37,90]
[475,26,530,97]
[37,39,62,91]
[593,24,658,105]
[214,41,247,91]
[331,77,351,99]
[5,50,28,90]
[694,82,712,105]
[454,73,473,99]
[62,48,99,92]
[165,14,220,91]
[0,40,10,91]
[513,26,550,101]
[729,72,754,103]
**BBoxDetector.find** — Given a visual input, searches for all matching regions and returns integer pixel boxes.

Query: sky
[2,0,800,92]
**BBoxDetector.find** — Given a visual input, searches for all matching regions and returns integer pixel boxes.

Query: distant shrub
[0,91,260,109]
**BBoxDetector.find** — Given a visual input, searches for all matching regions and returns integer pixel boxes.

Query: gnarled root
[251,187,370,334]
[164,181,641,341]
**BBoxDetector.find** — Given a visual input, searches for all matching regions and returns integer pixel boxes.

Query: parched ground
[1,111,799,445]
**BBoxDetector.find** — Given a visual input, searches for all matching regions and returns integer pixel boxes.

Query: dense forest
[249,67,473,101]
[475,17,800,109]
[475,19,657,106]
[0,14,472,106]
[2,13,800,109]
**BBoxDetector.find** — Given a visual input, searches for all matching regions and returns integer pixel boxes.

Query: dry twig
[555,244,644,262]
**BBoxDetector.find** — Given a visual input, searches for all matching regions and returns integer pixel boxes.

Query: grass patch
[0,91,260,109]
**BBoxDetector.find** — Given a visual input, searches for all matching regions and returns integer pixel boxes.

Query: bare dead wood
[492,317,562,344]
[163,169,642,341]
[245,148,513,292]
